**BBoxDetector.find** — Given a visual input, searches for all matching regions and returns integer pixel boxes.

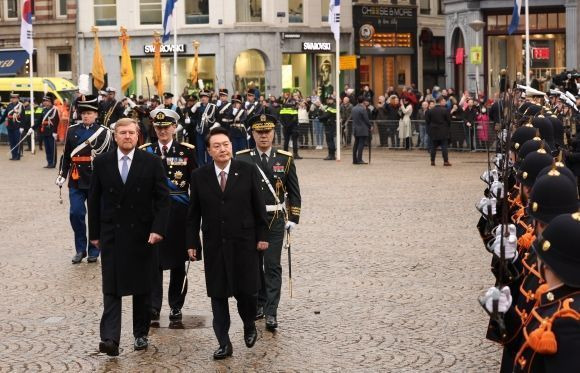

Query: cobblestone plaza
[0,149,501,372]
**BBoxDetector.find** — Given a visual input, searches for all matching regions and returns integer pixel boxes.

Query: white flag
[20,0,33,55]
[329,0,341,41]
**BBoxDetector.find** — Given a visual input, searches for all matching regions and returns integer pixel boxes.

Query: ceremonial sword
[286,228,293,298]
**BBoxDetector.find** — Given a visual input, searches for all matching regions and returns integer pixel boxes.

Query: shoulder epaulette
[277,149,293,157]
[181,142,195,149]
[236,149,252,155]
[138,143,152,150]
[68,123,80,129]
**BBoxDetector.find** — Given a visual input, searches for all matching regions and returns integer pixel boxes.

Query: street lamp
[468,20,486,97]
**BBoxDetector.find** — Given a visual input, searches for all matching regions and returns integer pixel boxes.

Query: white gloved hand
[55,176,66,187]
[490,181,504,199]
[209,123,221,130]
[491,224,516,238]
[191,102,201,113]
[285,221,297,232]
[176,124,183,132]
[19,127,24,134]
[183,130,188,137]
[484,286,512,313]
[52,133,58,141]
[476,197,497,217]
[489,232,518,260]
[185,117,191,124]
[481,169,499,184]
[26,127,34,136]
[109,122,116,131]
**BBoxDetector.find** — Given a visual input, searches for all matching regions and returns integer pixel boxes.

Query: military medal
[174,171,183,180]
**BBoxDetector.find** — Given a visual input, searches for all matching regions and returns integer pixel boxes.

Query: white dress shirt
[117,148,135,176]
[159,139,173,156]
[257,148,272,164]
[214,160,232,184]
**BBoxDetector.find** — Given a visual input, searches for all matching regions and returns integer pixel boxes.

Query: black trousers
[324,124,336,155]
[151,266,187,312]
[100,293,151,344]
[430,139,449,162]
[257,215,285,316]
[283,124,300,155]
[353,136,367,163]
[211,294,256,347]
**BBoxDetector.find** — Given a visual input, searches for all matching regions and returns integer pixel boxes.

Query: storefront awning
[0,50,29,77]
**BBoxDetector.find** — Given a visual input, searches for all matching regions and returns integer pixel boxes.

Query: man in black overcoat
[88,117,170,356]
[425,96,452,166]
[186,126,269,360]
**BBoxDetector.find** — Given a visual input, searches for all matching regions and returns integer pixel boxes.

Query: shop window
[321,0,329,22]
[487,16,497,31]
[420,0,430,15]
[234,49,266,94]
[438,0,444,15]
[94,0,116,26]
[236,0,262,23]
[58,53,72,72]
[289,0,303,23]
[185,0,209,24]
[58,0,67,17]
[497,15,507,28]
[140,0,162,25]
[6,0,19,18]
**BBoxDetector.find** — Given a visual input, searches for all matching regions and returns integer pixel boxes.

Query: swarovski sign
[302,42,332,52]
[143,44,187,54]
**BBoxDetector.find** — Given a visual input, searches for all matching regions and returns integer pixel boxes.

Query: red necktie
[162,145,168,157]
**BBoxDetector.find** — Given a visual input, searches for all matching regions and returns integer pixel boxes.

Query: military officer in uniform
[0,92,24,160]
[319,95,338,161]
[190,90,217,165]
[100,87,125,128]
[236,114,301,330]
[139,108,197,325]
[32,93,60,168]
[56,95,114,263]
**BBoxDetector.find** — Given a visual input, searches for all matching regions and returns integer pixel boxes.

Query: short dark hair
[357,95,365,104]
[437,96,447,103]
[205,126,231,148]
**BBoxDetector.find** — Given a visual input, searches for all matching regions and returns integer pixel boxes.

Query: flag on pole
[119,27,134,93]
[508,0,521,35]
[91,27,107,90]
[162,0,178,43]
[20,0,33,55]
[153,32,163,96]
[191,40,200,85]
[329,0,341,41]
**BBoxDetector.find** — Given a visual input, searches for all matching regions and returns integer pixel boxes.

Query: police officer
[513,212,580,372]
[20,98,41,154]
[33,93,60,168]
[190,90,216,165]
[279,93,301,159]
[139,108,197,325]
[0,92,24,160]
[56,95,113,264]
[236,114,301,331]
[320,95,338,160]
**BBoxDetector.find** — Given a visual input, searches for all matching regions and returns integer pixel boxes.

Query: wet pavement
[0,147,500,372]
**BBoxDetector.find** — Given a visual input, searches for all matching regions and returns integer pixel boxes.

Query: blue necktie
[121,155,129,183]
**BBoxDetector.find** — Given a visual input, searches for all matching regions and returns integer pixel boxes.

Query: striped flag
[20,0,33,55]
[508,0,521,35]
[329,0,341,41]
[162,0,177,43]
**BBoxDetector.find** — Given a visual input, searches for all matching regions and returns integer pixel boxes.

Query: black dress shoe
[87,256,98,263]
[150,309,160,321]
[71,252,87,264]
[244,325,258,348]
[294,155,303,160]
[99,340,119,356]
[213,342,233,360]
[323,155,336,161]
[169,308,182,321]
[265,315,278,331]
[255,306,264,320]
[134,336,148,351]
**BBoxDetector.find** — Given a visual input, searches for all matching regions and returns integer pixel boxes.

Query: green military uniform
[236,114,301,328]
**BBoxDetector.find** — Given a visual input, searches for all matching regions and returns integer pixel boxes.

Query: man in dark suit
[186,127,269,360]
[88,118,170,356]
[351,96,372,164]
[425,96,452,166]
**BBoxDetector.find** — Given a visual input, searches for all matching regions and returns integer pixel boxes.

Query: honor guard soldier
[32,93,60,168]
[101,87,125,128]
[0,92,24,160]
[219,94,248,153]
[236,114,302,331]
[244,89,264,149]
[139,108,197,325]
[319,95,338,160]
[161,92,183,120]
[56,95,113,264]
[190,90,217,165]
[215,89,232,130]
[513,213,580,372]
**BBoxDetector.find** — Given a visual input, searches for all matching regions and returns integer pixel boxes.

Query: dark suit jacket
[186,159,268,298]
[88,149,170,296]
[425,106,451,141]
[352,104,371,137]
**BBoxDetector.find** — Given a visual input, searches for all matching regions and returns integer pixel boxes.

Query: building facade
[77,0,355,98]
[444,0,578,96]
[0,0,77,81]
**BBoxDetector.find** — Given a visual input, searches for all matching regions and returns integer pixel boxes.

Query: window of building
[437,0,443,15]
[420,0,431,15]
[289,0,303,23]
[58,0,68,17]
[7,0,19,19]
[321,0,329,22]
[236,0,262,23]
[185,0,209,24]
[234,49,265,93]
[140,0,162,25]
[94,0,116,26]
[58,53,72,72]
